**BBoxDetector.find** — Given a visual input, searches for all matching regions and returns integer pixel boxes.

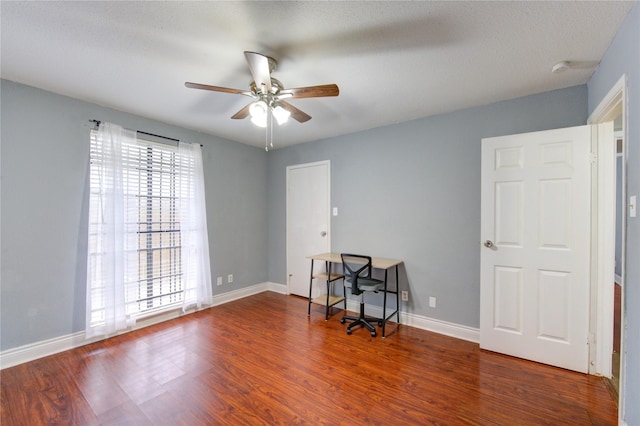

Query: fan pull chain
[269,112,274,150]
[264,108,274,152]
[264,109,269,151]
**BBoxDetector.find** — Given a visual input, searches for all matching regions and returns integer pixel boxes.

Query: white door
[480,125,596,373]
[287,161,330,297]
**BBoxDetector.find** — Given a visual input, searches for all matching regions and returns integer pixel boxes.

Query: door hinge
[590,153,598,164]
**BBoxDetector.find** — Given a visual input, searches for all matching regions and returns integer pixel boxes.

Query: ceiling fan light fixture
[250,114,267,128]
[249,100,268,127]
[249,100,267,118]
[272,105,290,125]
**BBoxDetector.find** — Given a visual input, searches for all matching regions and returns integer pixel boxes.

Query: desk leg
[382,268,388,338]
[307,259,314,316]
[381,265,400,338]
[324,261,330,321]
[395,265,400,325]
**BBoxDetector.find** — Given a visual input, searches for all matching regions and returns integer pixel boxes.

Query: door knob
[484,240,494,248]
[320,231,327,237]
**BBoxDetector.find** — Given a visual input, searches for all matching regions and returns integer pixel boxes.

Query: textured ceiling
[1,1,634,149]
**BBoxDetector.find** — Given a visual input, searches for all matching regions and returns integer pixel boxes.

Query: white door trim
[587,74,627,419]
[589,121,615,378]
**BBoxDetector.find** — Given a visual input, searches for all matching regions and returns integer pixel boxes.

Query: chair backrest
[341,253,372,295]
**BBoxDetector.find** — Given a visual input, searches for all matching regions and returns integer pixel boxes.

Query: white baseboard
[210,281,287,306]
[0,282,284,370]
[401,311,479,343]
[266,281,289,294]
[0,331,89,370]
[1,282,477,369]
[344,299,479,343]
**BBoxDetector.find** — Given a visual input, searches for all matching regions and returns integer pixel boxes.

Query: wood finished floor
[1,292,617,425]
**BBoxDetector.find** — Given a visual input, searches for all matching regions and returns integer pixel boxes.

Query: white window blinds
[87,123,211,337]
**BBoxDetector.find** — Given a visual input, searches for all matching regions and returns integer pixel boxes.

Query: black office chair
[340,253,385,337]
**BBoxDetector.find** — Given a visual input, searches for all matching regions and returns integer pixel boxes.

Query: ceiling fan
[185,51,339,128]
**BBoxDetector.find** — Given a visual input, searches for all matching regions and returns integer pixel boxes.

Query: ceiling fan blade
[279,101,312,123]
[185,82,252,96]
[231,103,251,120]
[278,84,339,99]
[244,51,272,94]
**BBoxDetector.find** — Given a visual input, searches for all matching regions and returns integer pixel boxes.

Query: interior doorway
[286,160,331,298]
[588,75,627,414]
[612,126,624,395]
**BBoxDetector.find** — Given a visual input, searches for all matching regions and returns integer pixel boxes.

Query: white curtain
[86,122,136,338]
[87,125,212,338]
[178,142,213,311]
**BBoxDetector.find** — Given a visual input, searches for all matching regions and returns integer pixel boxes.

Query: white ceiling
[1,1,634,149]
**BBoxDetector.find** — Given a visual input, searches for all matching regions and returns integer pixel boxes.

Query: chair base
[340,302,381,337]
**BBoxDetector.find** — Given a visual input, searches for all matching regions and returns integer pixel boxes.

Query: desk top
[307,252,403,269]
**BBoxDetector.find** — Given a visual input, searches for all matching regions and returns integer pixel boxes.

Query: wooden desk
[306,252,403,337]
[306,255,346,321]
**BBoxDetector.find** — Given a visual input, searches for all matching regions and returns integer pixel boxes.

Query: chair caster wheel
[377,321,383,327]
[371,332,377,337]
[346,329,352,335]
[340,318,346,324]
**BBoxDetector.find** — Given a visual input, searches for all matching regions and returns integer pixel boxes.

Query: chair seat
[357,280,384,292]
[345,277,384,292]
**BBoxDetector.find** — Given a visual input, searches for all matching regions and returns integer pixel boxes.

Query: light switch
[630,195,637,218]
[333,207,338,216]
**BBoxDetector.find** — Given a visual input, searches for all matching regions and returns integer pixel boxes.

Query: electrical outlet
[228,274,233,284]
[401,291,408,301]
[429,296,437,308]
[216,276,223,286]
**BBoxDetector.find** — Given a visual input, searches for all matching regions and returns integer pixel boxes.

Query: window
[87,124,210,336]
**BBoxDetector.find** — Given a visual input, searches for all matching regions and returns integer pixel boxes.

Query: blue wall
[268,85,587,328]
[587,3,640,423]
[0,80,269,350]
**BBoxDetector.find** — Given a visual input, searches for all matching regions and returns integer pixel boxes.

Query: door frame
[588,74,627,415]
[589,121,616,376]
[285,160,331,296]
